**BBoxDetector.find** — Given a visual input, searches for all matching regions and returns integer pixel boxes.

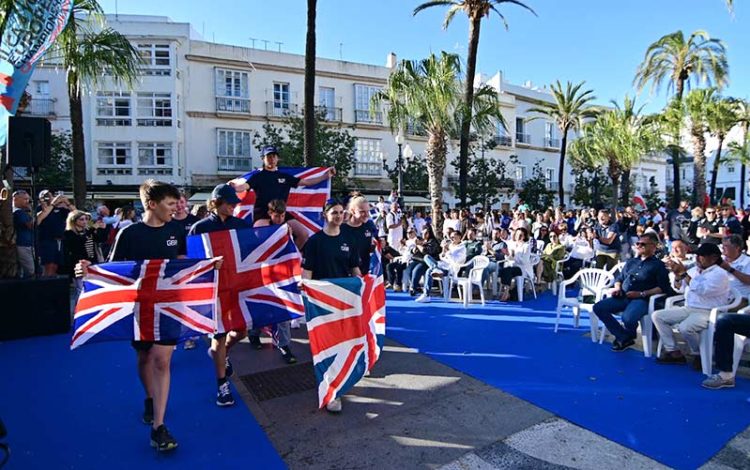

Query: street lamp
[394,129,405,205]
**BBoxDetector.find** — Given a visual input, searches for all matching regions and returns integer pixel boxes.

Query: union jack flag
[233,167,331,236]
[187,225,304,332]
[71,259,218,350]
[302,274,386,408]
[369,238,383,276]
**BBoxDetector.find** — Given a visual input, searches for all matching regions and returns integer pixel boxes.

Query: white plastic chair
[655,288,743,375]
[551,252,571,295]
[555,268,614,338]
[514,252,541,302]
[702,297,750,376]
[607,261,625,280]
[454,256,490,307]
[597,293,667,357]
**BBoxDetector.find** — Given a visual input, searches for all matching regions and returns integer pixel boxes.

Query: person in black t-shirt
[76,180,205,452]
[230,145,335,248]
[697,207,722,245]
[188,184,251,407]
[37,189,75,276]
[171,192,201,238]
[302,200,361,413]
[341,194,378,276]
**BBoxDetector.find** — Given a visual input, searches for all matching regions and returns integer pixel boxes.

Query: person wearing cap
[301,199,361,413]
[229,145,335,248]
[37,189,75,276]
[189,183,251,407]
[652,243,731,366]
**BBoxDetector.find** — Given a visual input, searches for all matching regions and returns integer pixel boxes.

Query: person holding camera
[37,189,75,276]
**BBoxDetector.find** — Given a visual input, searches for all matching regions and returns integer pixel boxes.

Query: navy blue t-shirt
[247,169,301,221]
[595,222,621,253]
[13,208,33,247]
[302,230,360,280]
[616,256,671,294]
[341,220,377,275]
[188,213,251,236]
[38,207,69,240]
[109,221,185,261]
[171,214,201,237]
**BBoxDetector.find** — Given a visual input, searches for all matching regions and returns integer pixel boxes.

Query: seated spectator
[540,232,567,284]
[416,230,466,303]
[720,234,750,310]
[720,205,743,237]
[652,243,730,366]
[463,229,483,262]
[701,312,750,389]
[697,207,722,245]
[497,228,531,301]
[592,233,671,352]
[564,228,594,279]
[408,225,441,296]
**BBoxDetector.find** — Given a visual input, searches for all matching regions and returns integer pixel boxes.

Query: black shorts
[131,339,179,351]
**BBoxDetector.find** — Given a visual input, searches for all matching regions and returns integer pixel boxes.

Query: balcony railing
[354,162,382,176]
[545,137,561,148]
[96,167,132,175]
[546,181,560,191]
[315,106,343,122]
[27,98,56,117]
[216,96,250,114]
[218,156,253,172]
[407,121,427,137]
[137,167,173,176]
[266,101,299,118]
[355,109,383,125]
[493,135,513,147]
[516,133,531,144]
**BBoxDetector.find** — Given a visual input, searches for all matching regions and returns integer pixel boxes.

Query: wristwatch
[728,267,736,275]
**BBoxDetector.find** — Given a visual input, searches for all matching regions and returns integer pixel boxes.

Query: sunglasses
[635,242,654,247]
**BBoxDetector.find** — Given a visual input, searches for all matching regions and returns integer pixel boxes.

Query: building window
[354,138,383,176]
[545,122,559,148]
[34,80,49,96]
[138,143,173,175]
[516,117,530,144]
[215,68,250,113]
[515,165,526,181]
[495,120,512,146]
[728,165,735,173]
[137,44,171,75]
[217,129,252,171]
[96,92,131,126]
[136,92,172,126]
[354,84,383,124]
[317,86,340,121]
[98,142,131,166]
[545,168,555,189]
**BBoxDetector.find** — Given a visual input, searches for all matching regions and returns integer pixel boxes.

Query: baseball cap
[695,243,721,257]
[261,146,279,157]
[211,183,241,204]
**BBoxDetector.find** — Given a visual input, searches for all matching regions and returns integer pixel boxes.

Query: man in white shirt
[720,234,750,309]
[412,211,427,235]
[386,202,403,249]
[652,243,730,365]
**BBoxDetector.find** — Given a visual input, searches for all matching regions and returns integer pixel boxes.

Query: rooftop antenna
[275,41,283,52]
[339,43,343,60]
[202,22,205,38]
[262,39,270,51]
[248,37,257,48]
[114,0,118,20]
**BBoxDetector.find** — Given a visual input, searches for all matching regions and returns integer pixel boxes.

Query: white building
[26,14,668,209]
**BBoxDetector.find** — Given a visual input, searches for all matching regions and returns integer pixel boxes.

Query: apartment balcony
[354,162,383,177]
[266,101,299,118]
[547,181,560,191]
[315,106,343,122]
[516,133,531,145]
[96,167,132,176]
[545,137,561,149]
[216,96,251,114]
[493,135,513,147]
[407,121,427,137]
[218,156,253,172]
[26,98,56,117]
[137,166,173,176]
[355,109,383,125]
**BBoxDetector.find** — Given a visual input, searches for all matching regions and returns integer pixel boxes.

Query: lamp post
[394,129,405,206]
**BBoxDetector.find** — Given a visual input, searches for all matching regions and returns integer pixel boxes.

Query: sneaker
[702,374,735,390]
[325,398,342,413]
[150,424,178,451]
[249,335,263,350]
[142,398,154,425]
[225,357,234,378]
[415,292,431,303]
[611,338,635,352]
[216,381,235,406]
[393,285,402,292]
[280,346,297,364]
[183,338,196,350]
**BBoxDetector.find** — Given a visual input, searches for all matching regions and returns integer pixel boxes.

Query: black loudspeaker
[7,116,52,168]
[0,276,71,340]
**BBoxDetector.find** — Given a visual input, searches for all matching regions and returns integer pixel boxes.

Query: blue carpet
[386,291,750,470]
[0,335,285,470]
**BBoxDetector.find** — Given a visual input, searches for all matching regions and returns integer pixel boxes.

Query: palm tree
[634,30,728,206]
[706,96,739,204]
[303,0,317,166]
[684,88,717,206]
[727,99,750,208]
[372,52,501,234]
[413,0,536,208]
[48,0,141,207]
[528,80,597,207]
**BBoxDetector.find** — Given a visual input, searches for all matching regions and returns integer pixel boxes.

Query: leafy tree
[385,153,428,193]
[644,176,663,211]
[570,166,610,209]
[413,0,535,207]
[634,29,728,206]
[252,111,356,191]
[371,52,501,235]
[527,80,597,207]
[706,96,739,204]
[449,153,513,209]
[37,132,74,189]
[518,161,554,211]
[684,88,717,206]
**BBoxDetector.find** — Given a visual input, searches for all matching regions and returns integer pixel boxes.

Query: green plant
[385,153,429,193]
[518,161,554,210]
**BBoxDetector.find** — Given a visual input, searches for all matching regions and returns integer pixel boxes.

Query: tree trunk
[458,15,482,208]
[620,169,631,207]
[610,175,620,210]
[741,122,749,208]
[426,130,447,239]
[691,130,707,207]
[709,135,725,204]
[670,79,685,208]
[69,75,87,208]
[0,163,18,279]
[741,163,747,209]
[303,0,317,167]
[557,129,568,207]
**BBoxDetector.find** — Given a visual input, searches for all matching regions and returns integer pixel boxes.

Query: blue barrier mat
[0,335,285,470]
[386,290,749,469]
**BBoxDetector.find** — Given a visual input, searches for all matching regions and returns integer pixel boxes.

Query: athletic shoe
[249,335,263,350]
[142,398,154,425]
[393,285,402,292]
[216,381,235,406]
[280,346,297,364]
[415,292,431,303]
[225,357,234,378]
[611,338,635,352]
[325,398,342,413]
[702,374,735,390]
[150,425,178,451]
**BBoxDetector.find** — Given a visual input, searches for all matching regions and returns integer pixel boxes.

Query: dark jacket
[63,228,107,275]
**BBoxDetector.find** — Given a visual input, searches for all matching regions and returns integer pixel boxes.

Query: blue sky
[100,0,747,113]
